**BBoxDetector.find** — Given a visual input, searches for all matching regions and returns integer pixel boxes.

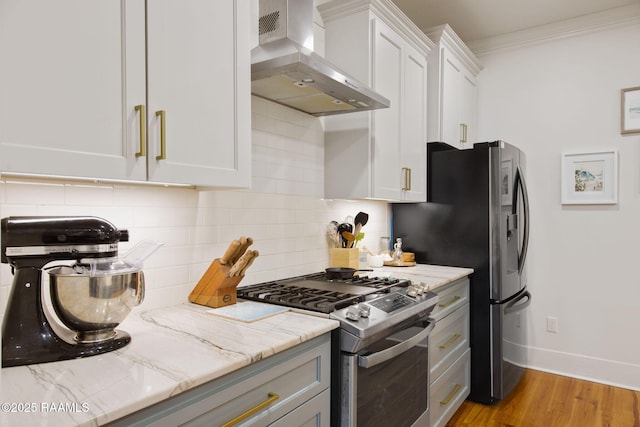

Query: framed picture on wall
[621,86,640,134]
[561,150,618,204]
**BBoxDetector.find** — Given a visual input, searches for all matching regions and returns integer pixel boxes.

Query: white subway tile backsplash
[64,183,114,206]
[5,180,65,204]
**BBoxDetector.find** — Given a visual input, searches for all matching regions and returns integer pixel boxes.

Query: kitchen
[1,0,639,425]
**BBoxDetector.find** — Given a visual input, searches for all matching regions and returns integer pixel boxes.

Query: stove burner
[236,272,409,313]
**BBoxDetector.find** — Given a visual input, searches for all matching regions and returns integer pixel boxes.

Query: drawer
[429,303,469,381]
[429,278,469,322]
[429,348,470,427]
[110,334,331,427]
[184,337,330,426]
[269,388,330,427]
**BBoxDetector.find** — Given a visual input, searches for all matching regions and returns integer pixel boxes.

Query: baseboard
[526,345,640,392]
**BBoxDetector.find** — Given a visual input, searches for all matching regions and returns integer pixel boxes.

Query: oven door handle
[358,321,434,369]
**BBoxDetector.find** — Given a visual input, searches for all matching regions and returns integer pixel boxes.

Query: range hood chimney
[251,0,390,117]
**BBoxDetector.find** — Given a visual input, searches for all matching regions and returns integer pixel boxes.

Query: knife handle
[232,237,253,265]
[220,240,241,265]
[229,250,251,277]
[239,250,259,276]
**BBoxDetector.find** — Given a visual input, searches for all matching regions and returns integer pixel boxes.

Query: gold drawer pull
[438,295,461,308]
[220,392,279,427]
[440,384,462,406]
[134,105,146,157]
[439,333,462,350]
[155,110,166,160]
[402,167,412,191]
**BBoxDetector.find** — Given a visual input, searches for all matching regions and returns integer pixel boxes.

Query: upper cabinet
[320,0,433,202]
[0,0,250,188]
[426,25,483,150]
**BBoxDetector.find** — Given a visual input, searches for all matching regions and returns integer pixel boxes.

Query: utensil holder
[189,259,244,308]
[330,248,359,269]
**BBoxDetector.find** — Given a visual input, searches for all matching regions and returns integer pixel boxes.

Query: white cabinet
[319,0,432,201]
[0,0,250,188]
[429,278,471,427]
[427,25,482,150]
[145,0,250,187]
[109,333,331,426]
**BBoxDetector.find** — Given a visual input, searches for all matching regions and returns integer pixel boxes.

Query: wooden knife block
[189,258,244,308]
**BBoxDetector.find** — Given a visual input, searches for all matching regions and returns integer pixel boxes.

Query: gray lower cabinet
[429,278,471,427]
[108,334,331,427]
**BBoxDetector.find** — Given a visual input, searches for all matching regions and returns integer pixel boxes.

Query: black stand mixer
[1,216,145,368]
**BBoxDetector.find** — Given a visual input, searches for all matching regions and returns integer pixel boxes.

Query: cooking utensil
[353,211,369,238]
[341,231,356,248]
[327,221,340,248]
[48,265,145,343]
[325,267,373,280]
[337,223,353,248]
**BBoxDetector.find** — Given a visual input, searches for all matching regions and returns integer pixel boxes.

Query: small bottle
[392,238,403,263]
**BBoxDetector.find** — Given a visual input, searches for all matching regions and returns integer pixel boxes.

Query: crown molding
[426,24,483,74]
[468,3,640,56]
[318,0,435,55]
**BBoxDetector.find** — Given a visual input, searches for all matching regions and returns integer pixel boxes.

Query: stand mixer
[1,216,146,368]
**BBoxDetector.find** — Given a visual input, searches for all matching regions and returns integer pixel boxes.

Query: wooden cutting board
[383,260,416,267]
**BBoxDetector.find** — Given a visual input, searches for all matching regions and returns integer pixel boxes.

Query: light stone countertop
[0,303,339,427]
[373,263,473,290]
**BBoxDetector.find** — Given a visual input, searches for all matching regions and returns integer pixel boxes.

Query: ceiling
[390,0,640,45]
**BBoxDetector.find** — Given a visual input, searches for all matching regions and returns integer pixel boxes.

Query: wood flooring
[446,369,640,427]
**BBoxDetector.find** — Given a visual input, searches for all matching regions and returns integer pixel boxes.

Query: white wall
[476,23,640,389]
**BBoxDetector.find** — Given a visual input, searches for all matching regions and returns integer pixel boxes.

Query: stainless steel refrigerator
[391,141,531,404]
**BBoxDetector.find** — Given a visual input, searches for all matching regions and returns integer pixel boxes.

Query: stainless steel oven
[237,273,439,427]
[340,318,434,426]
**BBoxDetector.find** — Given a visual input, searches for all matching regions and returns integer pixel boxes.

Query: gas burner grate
[236,272,410,313]
[301,272,403,288]
[237,282,366,313]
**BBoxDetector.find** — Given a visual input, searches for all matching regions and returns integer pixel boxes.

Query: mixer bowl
[48,265,145,343]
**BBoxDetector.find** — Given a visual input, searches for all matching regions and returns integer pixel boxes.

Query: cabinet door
[0,0,146,180]
[146,0,250,187]
[459,70,477,148]
[439,47,462,147]
[400,45,427,202]
[371,19,403,200]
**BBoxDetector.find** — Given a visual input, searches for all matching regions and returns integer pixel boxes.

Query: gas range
[239,271,439,426]
[236,272,439,351]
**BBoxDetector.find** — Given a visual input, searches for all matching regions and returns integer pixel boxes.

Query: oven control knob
[345,306,361,321]
[407,285,418,297]
[358,304,370,318]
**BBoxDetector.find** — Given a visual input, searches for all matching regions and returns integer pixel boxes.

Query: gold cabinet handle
[402,167,411,191]
[440,384,462,406]
[134,105,146,157]
[438,295,461,308]
[155,110,166,160]
[439,333,461,350]
[220,392,279,427]
[460,123,468,144]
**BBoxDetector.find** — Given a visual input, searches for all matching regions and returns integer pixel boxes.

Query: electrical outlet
[546,316,558,333]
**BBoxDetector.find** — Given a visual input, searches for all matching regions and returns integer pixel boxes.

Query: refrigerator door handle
[504,290,531,314]
[512,165,530,275]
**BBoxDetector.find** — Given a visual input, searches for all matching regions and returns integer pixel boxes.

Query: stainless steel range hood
[251,0,390,117]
